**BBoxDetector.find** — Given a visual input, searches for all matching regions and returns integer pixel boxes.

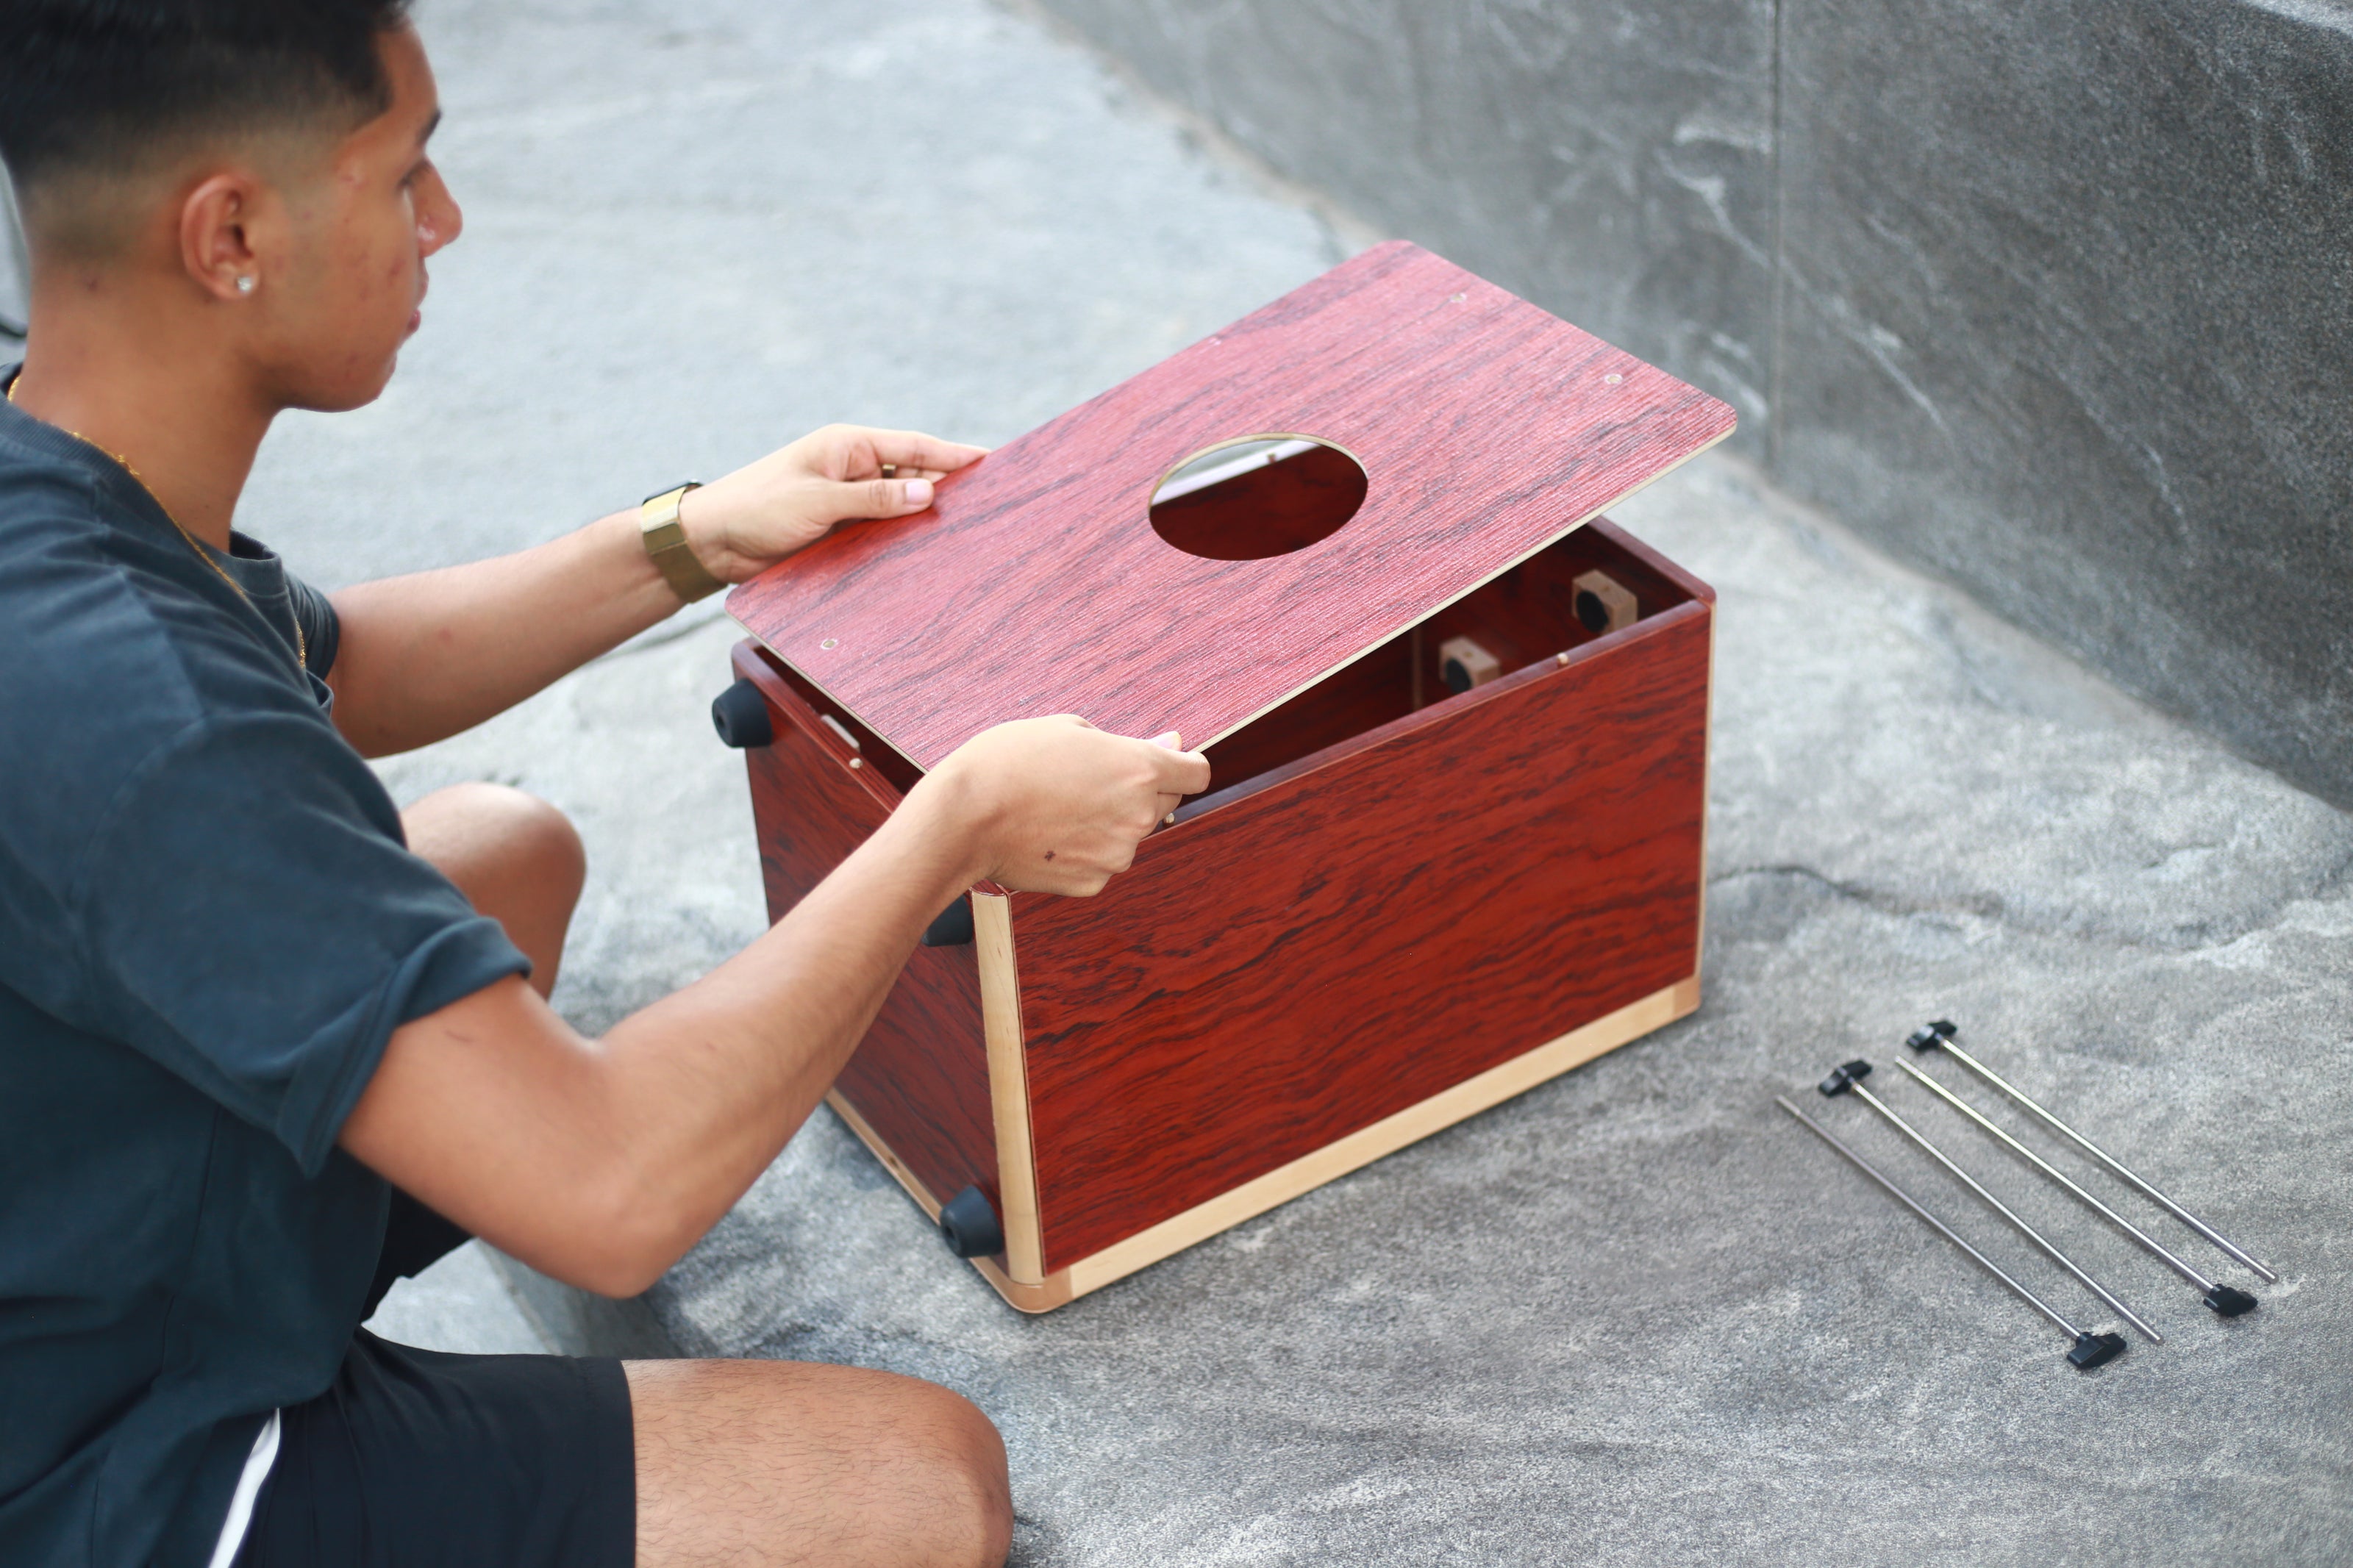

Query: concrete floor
[291,0,2353,1561]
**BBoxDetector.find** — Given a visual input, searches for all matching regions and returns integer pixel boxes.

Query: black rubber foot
[1574,589,1610,634]
[710,678,774,749]
[939,1185,1004,1259]
[1818,1059,1874,1097]
[1441,656,1473,694]
[2204,1284,2259,1317]
[2068,1331,2127,1370]
[921,898,975,948]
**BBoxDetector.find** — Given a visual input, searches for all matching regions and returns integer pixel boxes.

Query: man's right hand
[923,716,1212,897]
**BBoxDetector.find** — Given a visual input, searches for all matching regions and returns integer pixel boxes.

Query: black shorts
[235,1193,636,1568]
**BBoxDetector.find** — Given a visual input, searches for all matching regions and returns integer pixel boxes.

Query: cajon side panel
[1016,603,1712,1273]
[841,981,1696,1315]
[1054,975,1698,1303]
[735,651,998,1213]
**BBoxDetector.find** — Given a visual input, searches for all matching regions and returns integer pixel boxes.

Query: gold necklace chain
[7,374,305,670]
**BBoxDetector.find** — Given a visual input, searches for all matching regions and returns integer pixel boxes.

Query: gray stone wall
[1029,0,2353,809]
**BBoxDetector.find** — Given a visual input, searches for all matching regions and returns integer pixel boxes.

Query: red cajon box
[718,243,1733,1311]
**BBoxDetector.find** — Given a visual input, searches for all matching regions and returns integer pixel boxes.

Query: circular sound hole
[1149,435,1368,561]
[1575,590,1610,634]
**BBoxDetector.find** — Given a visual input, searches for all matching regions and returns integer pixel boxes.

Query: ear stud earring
[235,276,254,294]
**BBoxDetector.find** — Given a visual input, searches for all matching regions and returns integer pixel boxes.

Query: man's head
[0,0,460,412]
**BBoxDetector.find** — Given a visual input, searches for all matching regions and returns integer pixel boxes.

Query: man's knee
[401,784,585,992]
[629,1360,1012,1568]
[854,1379,1013,1567]
[404,782,585,902]
[906,1384,1014,1567]
[832,1377,1011,1567]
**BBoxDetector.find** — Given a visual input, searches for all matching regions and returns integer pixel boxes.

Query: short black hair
[0,0,414,200]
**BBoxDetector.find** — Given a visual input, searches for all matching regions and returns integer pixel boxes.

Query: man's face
[252,24,460,412]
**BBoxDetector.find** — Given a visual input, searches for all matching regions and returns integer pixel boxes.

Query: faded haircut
[0,0,413,250]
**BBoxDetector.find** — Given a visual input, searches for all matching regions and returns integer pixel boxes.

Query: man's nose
[421,175,463,256]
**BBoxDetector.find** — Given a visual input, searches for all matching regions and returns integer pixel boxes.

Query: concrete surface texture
[1029,0,2353,817]
[231,0,2353,1562]
[363,1240,549,1356]
[1,171,29,335]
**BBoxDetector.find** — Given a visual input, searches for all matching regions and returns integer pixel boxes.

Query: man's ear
[177,171,273,302]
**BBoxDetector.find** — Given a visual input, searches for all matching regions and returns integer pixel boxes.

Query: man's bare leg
[400,782,1015,1567]
[629,1359,1014,1567]
[401,781,587,997]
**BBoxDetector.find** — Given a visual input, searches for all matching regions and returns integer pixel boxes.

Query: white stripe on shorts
[205,1409,282,1568]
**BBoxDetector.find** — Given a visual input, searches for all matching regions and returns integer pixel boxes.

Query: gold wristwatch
[640,482,724,604]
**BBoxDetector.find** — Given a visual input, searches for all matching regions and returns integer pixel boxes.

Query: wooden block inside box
[722,241,1733,1310]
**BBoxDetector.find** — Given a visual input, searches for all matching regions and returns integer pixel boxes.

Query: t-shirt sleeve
[288,571,341,680]
[68,709,529,1175]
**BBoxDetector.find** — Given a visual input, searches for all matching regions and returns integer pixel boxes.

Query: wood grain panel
[1048,977,1697,1307]
[732,644,998,1215]
[729,241,1737,767]
[1011,603,1713,1272]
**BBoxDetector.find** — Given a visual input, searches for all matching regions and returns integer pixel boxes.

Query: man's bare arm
[325,425,985,758]
[339,718,1208,1297]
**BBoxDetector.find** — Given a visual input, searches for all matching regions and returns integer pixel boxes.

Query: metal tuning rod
[1817,1061,2163,1343]
[1775,1097,2126,1371]
[1891,1058,2257,1317]
[1907,1021,2277,1284]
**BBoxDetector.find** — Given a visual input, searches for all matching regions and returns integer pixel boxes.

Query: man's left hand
[679,423,987,583]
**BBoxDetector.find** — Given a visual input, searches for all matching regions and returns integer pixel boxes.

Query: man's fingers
[1141,737,1212,796]
[850,426,990,479]
[817,476,935,523]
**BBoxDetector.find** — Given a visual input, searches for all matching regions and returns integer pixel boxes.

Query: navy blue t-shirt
[0,377,531,1568]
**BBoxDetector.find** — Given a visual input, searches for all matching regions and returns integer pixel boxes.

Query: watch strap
[640,482,724,604]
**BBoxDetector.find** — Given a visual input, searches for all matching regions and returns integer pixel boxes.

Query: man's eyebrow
[416,109,443,148]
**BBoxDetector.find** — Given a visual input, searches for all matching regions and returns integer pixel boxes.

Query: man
[0,3,1210,1565]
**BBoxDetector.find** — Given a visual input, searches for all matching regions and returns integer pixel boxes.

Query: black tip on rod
[1904,1020,1957,1053]
[2204,1284,2259,1317]
[1818,1059,1873,1096]
[2067,1331,2127,1370]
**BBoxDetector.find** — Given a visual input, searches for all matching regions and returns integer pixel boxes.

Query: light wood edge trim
[1697,610,1716,987]
[974,892,1045,1284]
[824,1089,942,1220]
[1053,975,1702,1303]
[822,1090,1076,1314]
